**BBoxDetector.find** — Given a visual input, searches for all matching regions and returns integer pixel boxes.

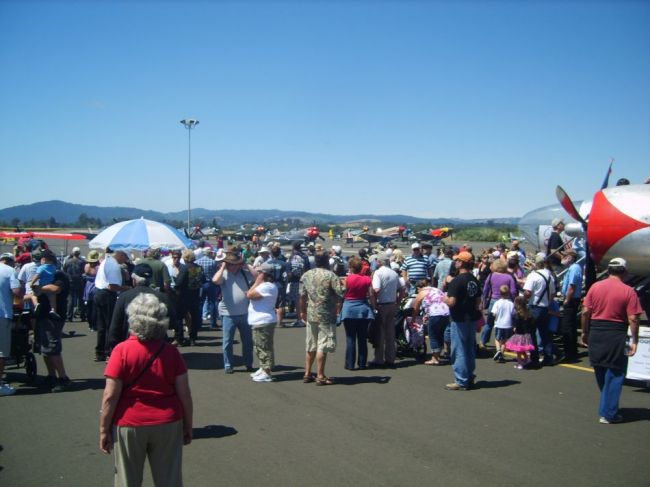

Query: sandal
[303,374,315,383]
[315,376,334,386]
[424,359,441,366]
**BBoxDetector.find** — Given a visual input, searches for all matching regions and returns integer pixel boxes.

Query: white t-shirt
[491,298,514,329]
[95,255,123,290]
[523,269,555,307]
[248,281,278,327]
[17,261,38,294]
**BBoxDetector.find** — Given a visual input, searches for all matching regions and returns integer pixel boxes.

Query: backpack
[288,253,306,282]
[331,255,346,277]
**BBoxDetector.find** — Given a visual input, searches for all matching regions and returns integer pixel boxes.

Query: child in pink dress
[506,296,536,369]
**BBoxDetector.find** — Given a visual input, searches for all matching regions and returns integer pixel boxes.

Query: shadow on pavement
[473,379,520,389]
[192,425,238,440]
[334,375,392,386]
[618,408,650,423]
[183,352,222,370]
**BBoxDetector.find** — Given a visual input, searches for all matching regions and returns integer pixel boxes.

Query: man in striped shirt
[401,243,432,290]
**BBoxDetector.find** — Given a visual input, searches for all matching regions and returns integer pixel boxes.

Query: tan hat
[223,250,243,265]
[87,250,101,263]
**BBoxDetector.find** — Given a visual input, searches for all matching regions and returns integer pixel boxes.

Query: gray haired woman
[100,293,193,487]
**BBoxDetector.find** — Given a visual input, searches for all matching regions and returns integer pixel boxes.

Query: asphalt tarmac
[1,237,649,486]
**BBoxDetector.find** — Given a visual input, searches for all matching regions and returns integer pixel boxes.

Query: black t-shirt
[546,232,563,265]
[36,270,70,314]
[446,272,481,322]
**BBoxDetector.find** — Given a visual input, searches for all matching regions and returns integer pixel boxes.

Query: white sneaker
[249,368,264,378]
[0,384,16,396]
[252,371,273,383]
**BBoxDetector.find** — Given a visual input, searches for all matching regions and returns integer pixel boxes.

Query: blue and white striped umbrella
[88,218,193,251]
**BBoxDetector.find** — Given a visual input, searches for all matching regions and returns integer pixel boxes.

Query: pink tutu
[506,333,535,353]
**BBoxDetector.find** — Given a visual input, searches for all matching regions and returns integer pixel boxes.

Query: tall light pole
[180,118,199,233]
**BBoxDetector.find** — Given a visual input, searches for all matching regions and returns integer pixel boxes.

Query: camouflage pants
[253,325,275,370]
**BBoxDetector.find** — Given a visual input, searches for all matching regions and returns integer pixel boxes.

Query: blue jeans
[480,299,496,346]
[343,319,369,368]
[221,314,253,370]
[201,282,218,328]
[450,320,476,387]
[529,305,553,364]
[594,365,626,420]
[427,315,449,353]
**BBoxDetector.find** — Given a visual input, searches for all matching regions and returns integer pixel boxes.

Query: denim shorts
[494,327,514,342]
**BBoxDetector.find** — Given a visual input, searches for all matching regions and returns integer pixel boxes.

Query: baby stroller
[395,296,427,358]
[8,310,37,381]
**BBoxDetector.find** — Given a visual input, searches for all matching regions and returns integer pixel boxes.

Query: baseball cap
[72,246,81,254]
[411,243,421,250]
[259,246,270,254]
[331,245,342,255]
[608,257,626,268]
[0,252,15,261]
[132,263,153,278]
[453,251,474,263]
[258,263,275,275]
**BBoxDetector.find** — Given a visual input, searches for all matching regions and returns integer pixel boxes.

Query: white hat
[385,248,393,257]
[608,257,626,268]
[194,248,204,259]
[551,218,565,228]
[259,246,270,254]
[72,247,80,253]
[331,245,342,255]
[390,261,400,271]
[214,249,226,262]
[411,242,421,250]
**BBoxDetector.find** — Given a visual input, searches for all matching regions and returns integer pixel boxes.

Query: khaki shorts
[305,321,337,353]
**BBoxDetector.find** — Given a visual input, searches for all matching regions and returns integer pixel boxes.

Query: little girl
[506,296,536,369]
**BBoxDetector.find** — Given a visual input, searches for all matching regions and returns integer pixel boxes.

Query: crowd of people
[0,223,644,484]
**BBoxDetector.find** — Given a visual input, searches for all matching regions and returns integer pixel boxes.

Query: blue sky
[1,0,648,219]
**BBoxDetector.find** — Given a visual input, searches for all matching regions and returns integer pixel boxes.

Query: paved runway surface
[1,317,649,487]
[1,236,649,486]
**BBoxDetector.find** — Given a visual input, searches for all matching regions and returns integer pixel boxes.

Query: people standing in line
[100,293,193,486]
[140,246,171,293]
[196,247,219,330]
[401,242,432,291]
[167,250,186,346]
[107,263,173,352]
[412,279,449,366]
[299,251,345,385]
[444,251,482,391]
[340,257,376,370]
[33,264,73,392]
[63,246,86,321]
[286,242,310,327]
[246,264,279,383]
[490,285,515,364]
[174,250,205,347]
[432,247,454,290]
[559,249,583,363]
[581,257,642,424]
[213,247,255,374]
[506,296,537,369]
[370,253,403,368]
[83,250,101,331]
[522,254,556,368]
[94,249,130,362]
[266,246,288,326]
[546,218,566,271]
[0,253,23,396]
[480,259,518,349]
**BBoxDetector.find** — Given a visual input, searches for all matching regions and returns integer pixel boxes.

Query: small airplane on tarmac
[416,227,453,244]
[356,226,402,246]
[0,230,88,243]
[265,226,324,246]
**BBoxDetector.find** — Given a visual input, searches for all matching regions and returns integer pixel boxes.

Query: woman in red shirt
[100,293,193,486]
[341,257,376,370]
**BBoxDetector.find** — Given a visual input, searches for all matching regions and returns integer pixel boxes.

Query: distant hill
[0,200,520,226]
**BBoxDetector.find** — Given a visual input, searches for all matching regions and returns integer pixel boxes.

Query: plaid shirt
[195,255,217,280]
